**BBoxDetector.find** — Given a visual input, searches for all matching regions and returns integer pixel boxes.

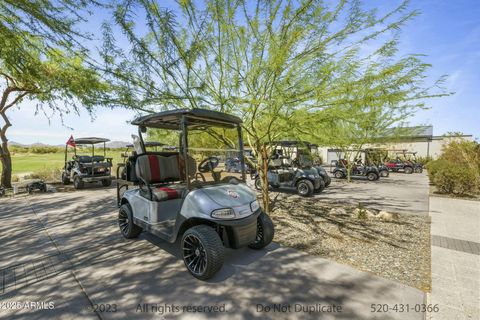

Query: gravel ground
[269,194,431,292]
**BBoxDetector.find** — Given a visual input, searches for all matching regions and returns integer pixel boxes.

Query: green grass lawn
[3,151,125,175]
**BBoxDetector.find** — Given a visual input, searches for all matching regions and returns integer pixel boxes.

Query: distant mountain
[9,141,61,147]
[9,141,26,146]
[9,141,129,148]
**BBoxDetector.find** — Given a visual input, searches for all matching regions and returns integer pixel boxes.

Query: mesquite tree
[0,1,108,188]
[103,0,445,212]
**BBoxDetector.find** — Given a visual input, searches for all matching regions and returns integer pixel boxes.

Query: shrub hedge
[427,141,480,196]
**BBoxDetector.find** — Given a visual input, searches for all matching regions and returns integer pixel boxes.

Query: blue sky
[7,0,480,145]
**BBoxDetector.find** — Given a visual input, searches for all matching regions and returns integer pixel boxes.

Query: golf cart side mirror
[140,125,147,133]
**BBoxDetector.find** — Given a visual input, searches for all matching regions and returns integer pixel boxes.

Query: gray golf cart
[332,157,380,181]
[253,141,323,196]
[274,140,332,188]
[61,137,113,189]
[117,109,274,280]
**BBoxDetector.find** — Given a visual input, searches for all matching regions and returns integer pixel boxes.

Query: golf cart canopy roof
[132,108,242,130]
[125,141,166,148]
[74,137,110,145]
[271,140,314,147]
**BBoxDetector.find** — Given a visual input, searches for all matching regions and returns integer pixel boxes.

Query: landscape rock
[377,210,399,221]
[330,207,347,216]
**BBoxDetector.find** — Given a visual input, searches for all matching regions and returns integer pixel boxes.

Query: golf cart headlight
[211,208,235,219]
[250,200,260,212]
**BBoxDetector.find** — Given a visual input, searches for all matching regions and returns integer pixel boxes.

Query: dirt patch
[270,195,431,292]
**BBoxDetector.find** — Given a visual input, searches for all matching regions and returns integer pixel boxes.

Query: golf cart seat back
[75,155,92,163]
[92,155,105,162]
[135,154,196,201]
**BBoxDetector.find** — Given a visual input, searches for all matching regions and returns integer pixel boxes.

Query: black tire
[334,170,344,179]
[254,177,262,190]
[314,179,325,193]
[296,179,314,197]
[249,212,275,250]
[182,225,224,280]
[367,172,378,181]
[404,166,413,174]
[324,176,331,187]
[62,172,70,185]
[380,170,389,177]
[73,175,84,189]
[414,167,423,173]
[118,203,142,239]
[102,179,112,187]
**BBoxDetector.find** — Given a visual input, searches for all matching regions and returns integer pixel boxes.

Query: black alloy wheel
[249,212,275,249]
[296,179,314,197]
[118,204,142,238]
[182,225,224,280]
[334,170,344,179]
[367,172,378,181]
[404,166,413,174]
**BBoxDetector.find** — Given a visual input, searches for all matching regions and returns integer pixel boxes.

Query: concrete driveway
[267,172,430,215]
[0,188,425,320]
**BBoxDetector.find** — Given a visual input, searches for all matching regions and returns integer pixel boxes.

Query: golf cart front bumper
[217,209,262,249]
[313,178,322,189]
[80,174,112,182]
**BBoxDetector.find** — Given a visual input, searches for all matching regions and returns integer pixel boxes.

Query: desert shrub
[30,146,61,154]
[428,141,480,196]
[416,156,433,166]
[24,167,62,182]
[9,145,29,154]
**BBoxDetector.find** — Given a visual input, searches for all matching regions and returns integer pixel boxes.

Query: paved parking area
[0,187,426,320]
[266,172,430,215]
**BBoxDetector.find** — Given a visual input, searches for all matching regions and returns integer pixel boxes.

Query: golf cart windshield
[271,141,315,167]
[133,109,245,189]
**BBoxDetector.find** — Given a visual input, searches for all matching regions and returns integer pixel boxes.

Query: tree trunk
[259,144,270,214]
[0,138,12,188]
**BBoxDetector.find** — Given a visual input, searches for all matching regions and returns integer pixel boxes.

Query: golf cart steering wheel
[198,156,220,173]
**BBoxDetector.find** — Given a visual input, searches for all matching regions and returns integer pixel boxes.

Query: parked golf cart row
[365,148,424,174]
[55,109,426,281]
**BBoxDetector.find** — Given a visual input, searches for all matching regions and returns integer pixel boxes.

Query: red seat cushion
[151,186,183,201]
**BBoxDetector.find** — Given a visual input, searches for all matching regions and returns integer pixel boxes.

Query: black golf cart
[331,158,380,181]
[117,109,274,280]
[398,151,423,173]
[253,141,324,196]
[61,137,113,189]
[280,140,332,188]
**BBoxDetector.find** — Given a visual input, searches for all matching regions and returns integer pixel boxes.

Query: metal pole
[427,139,430,158]
[64,144,68,164]
[181,115,190,189]
[138,127,146,154]
[237,125,246,182]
